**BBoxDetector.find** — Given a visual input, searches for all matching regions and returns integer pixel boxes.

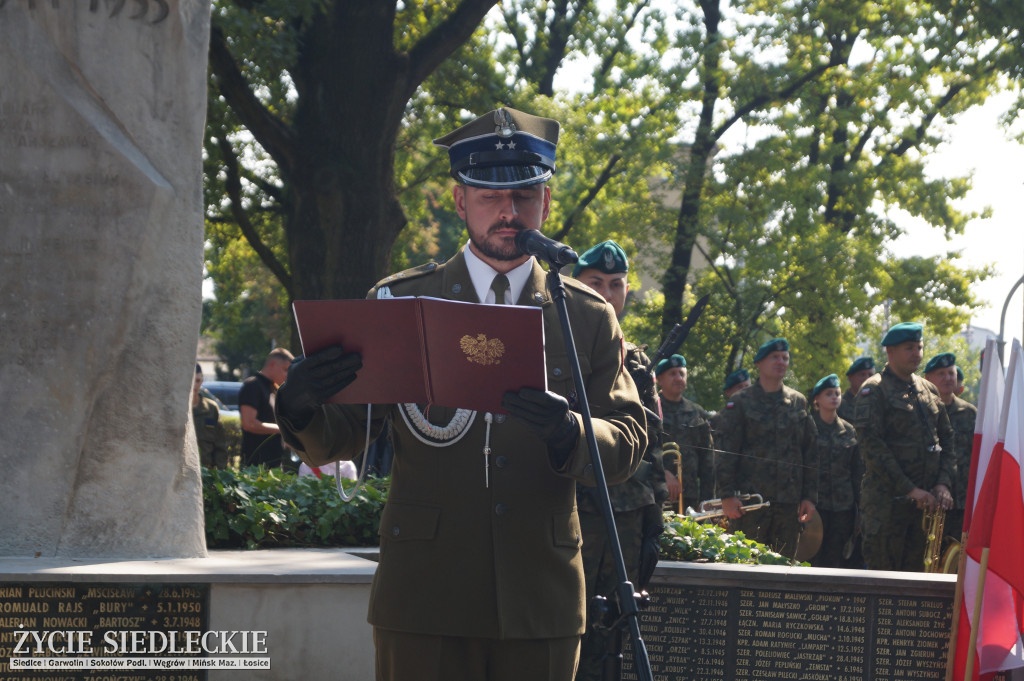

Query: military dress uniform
[660,396,715,507]
[810,411,862,567]
[276,250,647,680]
[853,367,956,571]
[715,383,819,558]
[943,394,977,544]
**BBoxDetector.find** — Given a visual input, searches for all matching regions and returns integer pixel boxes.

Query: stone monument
[0,0,211,557]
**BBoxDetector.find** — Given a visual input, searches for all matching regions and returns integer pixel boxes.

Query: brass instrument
[685,494,770,522]
[662,442,684,514]
[923,505,946,573]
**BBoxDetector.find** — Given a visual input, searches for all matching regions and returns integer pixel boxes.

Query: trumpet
[685,494,770,521]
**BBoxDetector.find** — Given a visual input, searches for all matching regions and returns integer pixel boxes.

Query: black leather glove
[276,345,362,431]
[502,387,579,468]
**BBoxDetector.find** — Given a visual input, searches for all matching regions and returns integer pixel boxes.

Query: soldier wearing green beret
[656,354,715,510]
[191,364,229,469]
[572,240,666,681]
[853,322,955,571]
[715,338,819,559]
[709,368,751,444]
[923,352,976,551]
[275,107,647,681]
[809,374,862,568]
[837,356,875,424]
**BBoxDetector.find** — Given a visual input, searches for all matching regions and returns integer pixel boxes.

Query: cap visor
[457,165,552,189]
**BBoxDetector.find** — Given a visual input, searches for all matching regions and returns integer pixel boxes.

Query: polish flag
[953,339,1024,680]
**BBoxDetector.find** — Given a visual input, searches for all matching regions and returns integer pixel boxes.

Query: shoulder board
[371,262,440,294]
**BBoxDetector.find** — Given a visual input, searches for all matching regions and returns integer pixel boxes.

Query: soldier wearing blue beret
[276,107,647,681]
[715,338,819,559]
[838,357,875,423]
[809,374,863,568]
[924,353,976,552]
[853,322,956,571]
[654,354,715,512]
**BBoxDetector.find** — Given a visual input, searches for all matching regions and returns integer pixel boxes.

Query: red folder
[292,297,547,414]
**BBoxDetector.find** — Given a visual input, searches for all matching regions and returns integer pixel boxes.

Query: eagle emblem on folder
[460,334,505,366]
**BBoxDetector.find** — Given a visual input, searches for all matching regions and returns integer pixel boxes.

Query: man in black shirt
[239,347,293,467]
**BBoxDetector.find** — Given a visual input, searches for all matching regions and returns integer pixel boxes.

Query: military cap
[957,366,964,382]
[723,368,750,391]
[572,240,628,277]
[753,338,789,363]
[881,322,923,346]
[811,374,840,399]
[924,352,956,374]
[433,107,559,189]
[845,356,874,375]
[655,354,686,376]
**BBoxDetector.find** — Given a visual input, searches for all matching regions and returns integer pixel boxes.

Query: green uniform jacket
[277,251,647,640]
[836,388,858,424]
[853,366,956,499]
[945,395,977,510]
[811,412,862,512]
[192,396,228,469]
[715,383,819,505]
[660,396,714,504]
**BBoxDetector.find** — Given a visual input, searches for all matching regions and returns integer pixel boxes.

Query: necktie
[490,274,510,305]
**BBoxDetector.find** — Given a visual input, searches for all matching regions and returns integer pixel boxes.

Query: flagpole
[964,548,991,681]
[946,531,969,681]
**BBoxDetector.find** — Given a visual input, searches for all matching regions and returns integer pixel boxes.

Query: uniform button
[391,525,400,537]
[495,456,508,468]
[583,464,593,477]
[553,368,563,377]
[495,504,508,516]
[494,414,506,424]
[451,283,462,294]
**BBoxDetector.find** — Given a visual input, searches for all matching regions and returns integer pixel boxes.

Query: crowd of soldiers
[651,323,974,573]
[570,240,976,580]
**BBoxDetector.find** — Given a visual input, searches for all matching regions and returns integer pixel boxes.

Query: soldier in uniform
[191,364,229,469]
[715,338,818,559]
[854,322,955,572]
[709,368,750,442]
[837,356,875,423]
[656,354,715,508]
[571,240,667,681]
[274,107,647,681]
[923,352,977,544]
[808,374,862,567]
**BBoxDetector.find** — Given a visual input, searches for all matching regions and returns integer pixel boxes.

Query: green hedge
[202,467,800,565]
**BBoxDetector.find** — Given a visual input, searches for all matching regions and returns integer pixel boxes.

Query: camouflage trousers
[811,509,855,568]
[576,506,646,681]
[862,499,926,572]
[729,502,802,559]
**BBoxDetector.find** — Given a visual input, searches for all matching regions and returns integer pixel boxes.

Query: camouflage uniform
[715,383,819,558]
[576,342,666,681]
[836,389,858,424]
[810,412,862,567]
[943,395,977,545]
[853,366,956,571]
[660,397,715,508]
[192,396,228,469]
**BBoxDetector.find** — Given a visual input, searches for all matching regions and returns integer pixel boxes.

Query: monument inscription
[0,582,208,681]
[622,582,954,681]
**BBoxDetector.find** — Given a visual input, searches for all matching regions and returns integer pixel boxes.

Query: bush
[219,414,242,466]
[202,466,387,549]
[659,512,801,566]
[201,468,798,566]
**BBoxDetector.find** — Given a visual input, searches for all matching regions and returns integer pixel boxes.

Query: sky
[886,91,1024,347]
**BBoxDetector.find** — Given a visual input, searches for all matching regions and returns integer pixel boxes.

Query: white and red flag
[951,338,1024,681]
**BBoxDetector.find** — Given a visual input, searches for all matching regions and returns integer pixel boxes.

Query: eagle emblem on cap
[461,334,506,366]
[494,108,517,137]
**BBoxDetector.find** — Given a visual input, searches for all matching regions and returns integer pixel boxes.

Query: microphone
[514,229,579,267]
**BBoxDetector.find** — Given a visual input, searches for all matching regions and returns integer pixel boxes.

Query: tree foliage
[202,0,1021,402]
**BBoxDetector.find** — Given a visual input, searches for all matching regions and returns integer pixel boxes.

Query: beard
[469,219,527,261]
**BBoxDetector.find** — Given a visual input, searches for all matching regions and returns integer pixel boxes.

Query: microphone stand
[543,264,654,681]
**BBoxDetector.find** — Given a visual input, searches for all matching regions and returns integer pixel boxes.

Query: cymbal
[794,512,823,562]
